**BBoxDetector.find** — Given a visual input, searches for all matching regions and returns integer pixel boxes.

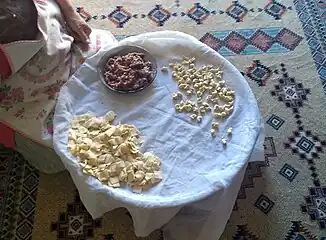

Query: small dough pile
[169,57,235,144]
[67,112,162,193]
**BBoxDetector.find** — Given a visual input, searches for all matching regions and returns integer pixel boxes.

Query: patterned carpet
[1,0,326,239]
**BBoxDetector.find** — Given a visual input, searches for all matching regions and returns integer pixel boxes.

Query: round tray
[97,45,158,94]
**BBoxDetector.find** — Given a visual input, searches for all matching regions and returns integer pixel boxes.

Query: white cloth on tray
[53,31,264,239]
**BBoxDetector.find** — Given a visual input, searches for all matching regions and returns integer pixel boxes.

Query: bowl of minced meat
[98,45,157,93]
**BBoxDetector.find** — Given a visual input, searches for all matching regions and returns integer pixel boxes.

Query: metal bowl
[97,45,157,94]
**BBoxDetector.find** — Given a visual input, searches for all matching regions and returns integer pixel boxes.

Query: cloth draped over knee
[0,0,73,148]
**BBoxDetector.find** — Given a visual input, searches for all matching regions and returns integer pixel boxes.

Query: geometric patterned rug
[1,0,326,239]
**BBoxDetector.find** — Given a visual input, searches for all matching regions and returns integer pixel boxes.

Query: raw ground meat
[103,52,154,91]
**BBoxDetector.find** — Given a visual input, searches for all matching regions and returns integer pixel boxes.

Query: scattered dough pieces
[170,57,235,144]
[212,122,219,129]
[161,66,169,72]
[210,129,217,137]
[227,127,233,136]
[67,111,162,194]
[172,92,183,101]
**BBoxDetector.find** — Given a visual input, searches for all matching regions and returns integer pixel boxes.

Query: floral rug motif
[1,0,326,239]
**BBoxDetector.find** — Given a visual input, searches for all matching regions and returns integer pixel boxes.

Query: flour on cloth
[53,31,264,239]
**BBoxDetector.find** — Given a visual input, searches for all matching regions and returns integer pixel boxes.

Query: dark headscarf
[0,0,38,44]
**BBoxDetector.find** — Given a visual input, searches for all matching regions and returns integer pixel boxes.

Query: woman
[0,0,115,172]
[0,0,92,46]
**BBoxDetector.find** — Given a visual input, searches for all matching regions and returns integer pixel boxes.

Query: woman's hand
[65,11,92,47]
[56,0,92,49]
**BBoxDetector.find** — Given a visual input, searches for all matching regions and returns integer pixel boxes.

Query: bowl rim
[97,45,158,94]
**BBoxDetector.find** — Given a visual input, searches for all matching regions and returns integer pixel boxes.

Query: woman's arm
[56,0,75,15]
[56,0,92,45]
